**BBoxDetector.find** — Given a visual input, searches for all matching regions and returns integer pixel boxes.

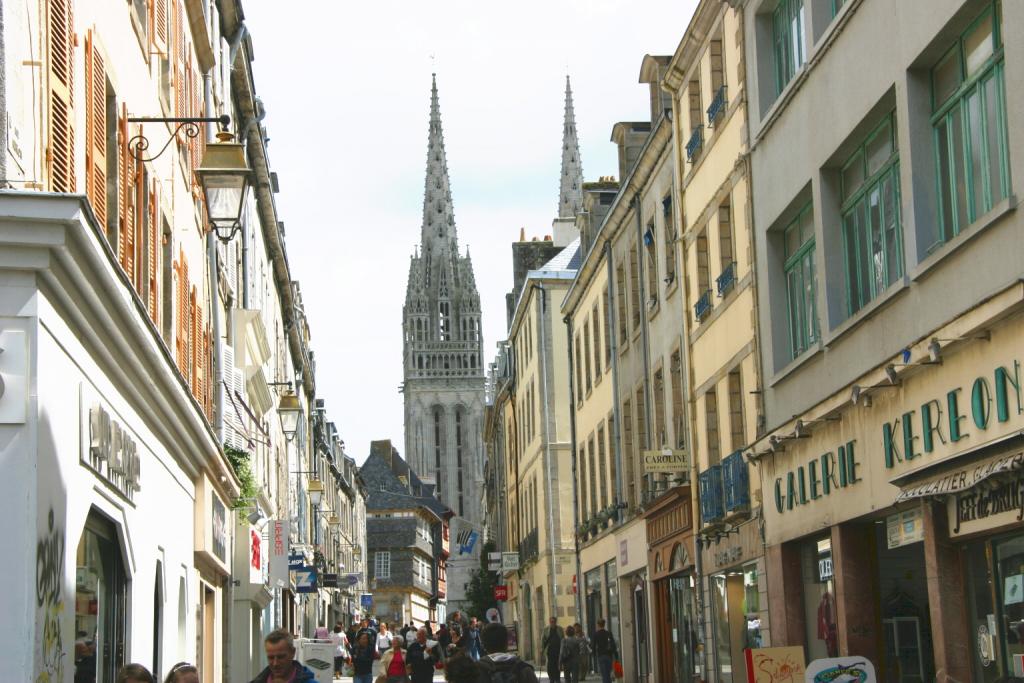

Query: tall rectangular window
[663,196,677,284]
[592,303,603,379]
[579,445,588,522]
[584,320,593,393]
[727,369,745,452]
[718,197,734,270]
[615,267,628,346]
[653,368,666,449]
[629,246,641,330]
[575,334,584,404]
[607,412,617,506]
[603,287,613,364]
[597,423,609,510]
[931,1,1009,247]
[670,351,685,449]
[773,0,806,96]
[704,387,721,465]
[636,386,649,500]
[841,112,903,315]
[645,221,659,305]
[588,435,598,519]
[783,205,818,358]
[374,551,391,579]
[622,399,635,508]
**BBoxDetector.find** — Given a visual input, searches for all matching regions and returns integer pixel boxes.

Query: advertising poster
[744,646,806,683]
[805,657,877,683]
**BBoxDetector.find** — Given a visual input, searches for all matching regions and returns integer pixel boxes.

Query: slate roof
[359,447,453,520]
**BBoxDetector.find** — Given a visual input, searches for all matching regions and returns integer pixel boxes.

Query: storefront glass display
[711,575,733,681]
[75,513,127,683]
[801,535,837,661]
[997,534,1024,678]
[605,560,620,652]
[743,564,763,650]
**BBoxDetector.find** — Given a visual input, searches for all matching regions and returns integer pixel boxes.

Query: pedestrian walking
[423,620,434,638]
[541,617,564,683]
[406,628,442,683]
[330,623,350,678]
[251,629,316,683]
[573,623,589,681]
[116,664,155,683]
[438,623,452,654]
[477,622,539,683]
[559,627,584,683]
[349,632,380,683]
[590,620,617,683]
[163,662,199,683]
[379,633,410,683]
[377,622,395,652]
[466,617,483,660]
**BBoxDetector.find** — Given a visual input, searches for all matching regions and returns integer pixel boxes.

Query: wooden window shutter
[117,109,137,281]
[176,251,189,376]
[84,30,107,226]
[148,179,160,323]
[46,0,75,193]
[133,147,145,292]
[189,64,204,183]
[173,0,185,126]
[151,0,168,54]
[188,286,198,395]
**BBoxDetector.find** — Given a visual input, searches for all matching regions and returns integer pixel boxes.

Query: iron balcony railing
[694,289,713,321]
[699,464,724,525]
[707,85,728,126]
[519,528,539,566]
[686,125,704,161]
[716,261,737,297]
[722,449,751,516]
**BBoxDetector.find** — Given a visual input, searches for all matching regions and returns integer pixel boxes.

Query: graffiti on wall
[35,508,65,683]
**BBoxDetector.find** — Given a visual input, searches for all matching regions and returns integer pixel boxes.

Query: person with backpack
[572,623,590,681]
[477,622,538,683]
[590,619,618,683]
[559,627,584,683]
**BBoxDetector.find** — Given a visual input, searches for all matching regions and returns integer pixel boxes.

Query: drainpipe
[632,196,654,471]
[564,313,583,622]
[0,0,7,183]
[536,283,560,618]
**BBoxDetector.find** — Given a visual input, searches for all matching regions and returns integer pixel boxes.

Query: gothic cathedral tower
[403,75,485,612]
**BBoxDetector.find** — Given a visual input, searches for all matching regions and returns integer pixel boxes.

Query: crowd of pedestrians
[106,611,618,683]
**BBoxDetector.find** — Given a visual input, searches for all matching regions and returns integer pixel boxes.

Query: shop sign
[250,529,263,583]
[487,552,501,571]
[774,441,861,514]
[950,474,1024,535]
[817,556,833,583]
[296,566,318,593]
[897,450,1024,502]
[269,520,289,586]
[642,448,687,473]
[211,495,227,563]
[321,573,339,588]
[501,552,520,572]
[885,508,924,549]
[743,646,806,683]
[805,657,876,683]
[884,362,1022,472]
[360,593,373,608]
[494,585,508,601]
[83,401,142,500]
[714,546,742,567]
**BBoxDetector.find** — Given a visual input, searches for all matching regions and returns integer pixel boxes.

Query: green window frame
[840,112,904,316]
[783,204,818,359]
[830,0,846,20]
[773,0,806,97]
[930,0,1010,250]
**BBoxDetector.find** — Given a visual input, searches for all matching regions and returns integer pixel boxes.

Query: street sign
[296,566,318,593]
[270,520,290,586]
[487,552,501,572]
[360,593,373,608]
[641,448,687,473]
[501,552,520,572]
[289,551,305,570]
[321,573,339,588]
[342,573,361,587]
[494,585,508,601]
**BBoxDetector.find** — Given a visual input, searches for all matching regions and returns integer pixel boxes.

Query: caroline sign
[83,402,141,500]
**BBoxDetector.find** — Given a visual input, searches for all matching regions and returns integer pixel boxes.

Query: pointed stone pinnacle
[558,75,584,219]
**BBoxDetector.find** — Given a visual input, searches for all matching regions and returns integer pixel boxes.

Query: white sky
[243,0,699,463]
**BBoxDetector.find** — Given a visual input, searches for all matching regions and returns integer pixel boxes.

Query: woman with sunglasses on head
[164,662,199,683]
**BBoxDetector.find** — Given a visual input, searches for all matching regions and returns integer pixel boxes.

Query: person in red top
[380,633,410,683]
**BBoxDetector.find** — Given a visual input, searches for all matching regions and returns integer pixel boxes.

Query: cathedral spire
[558,75,584,219]
[422,74,458,251]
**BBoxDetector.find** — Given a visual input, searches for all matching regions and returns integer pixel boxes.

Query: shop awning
[893,437,1024,503]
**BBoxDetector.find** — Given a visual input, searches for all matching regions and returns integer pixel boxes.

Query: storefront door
[633,582,650,680]
[967,532,1024,681]
[668,575,696,683]
[74,511,128,683]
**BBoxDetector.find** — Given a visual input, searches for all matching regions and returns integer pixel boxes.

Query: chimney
[369,439,394,468]
[639,55,674,125]
[611,122,652,184]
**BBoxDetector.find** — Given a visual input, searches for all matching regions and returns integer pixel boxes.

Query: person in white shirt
[377,623,394,654]
[330,623,349,678]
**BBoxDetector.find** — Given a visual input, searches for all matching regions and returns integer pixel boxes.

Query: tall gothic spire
[558,75,584,219]
[422,74,458,251]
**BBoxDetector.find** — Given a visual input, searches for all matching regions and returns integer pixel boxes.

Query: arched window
[75,509,128,682]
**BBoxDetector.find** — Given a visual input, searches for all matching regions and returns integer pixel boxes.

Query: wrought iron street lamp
[194,132,252,243]
[277,390,302,442]
[307,478,324,506]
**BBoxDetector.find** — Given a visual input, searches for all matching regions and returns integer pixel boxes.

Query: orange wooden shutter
[154,0,168,51]
[176,251,189,376]
[84,30,107,226]
[188,286,197,393]
[148,179,160,323]
[173,0,186,139]
[46,0,75,192]
[118,108,137,281]
[190,64,204,181]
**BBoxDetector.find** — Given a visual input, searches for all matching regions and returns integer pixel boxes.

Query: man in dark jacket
[406,627,441,683]
[251,629,316,683]
[478,622,539,683]
[590,619,617,683]
[541,617,564,683]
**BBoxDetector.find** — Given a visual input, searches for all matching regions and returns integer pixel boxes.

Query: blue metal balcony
[706,85,728,126]
[722,449,750,516]
[686,125,704,161]
[694,289,712,321]
[716,261,737,297]
[699,465,724,525]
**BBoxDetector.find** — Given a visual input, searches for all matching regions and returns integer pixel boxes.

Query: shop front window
[801,535,838,661]
[633,580,651,678]
[75,512,128,683]
[743,564,764,650]
[711,575,733,681]
[585,568,603,645]
[605,560,620,657]
[997,534,1024,678]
